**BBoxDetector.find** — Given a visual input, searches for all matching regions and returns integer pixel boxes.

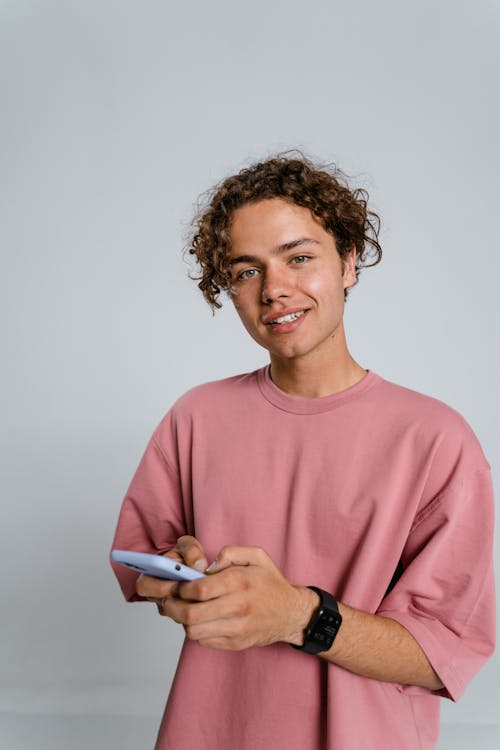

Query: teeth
[270,310,306,324]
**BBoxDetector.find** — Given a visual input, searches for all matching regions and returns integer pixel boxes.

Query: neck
[269,355,367,399]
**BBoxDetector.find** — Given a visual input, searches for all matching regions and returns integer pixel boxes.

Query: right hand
[135,535,209,614]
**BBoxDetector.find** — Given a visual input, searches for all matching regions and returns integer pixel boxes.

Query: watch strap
[308,586,339,613]
[291,586,342,654]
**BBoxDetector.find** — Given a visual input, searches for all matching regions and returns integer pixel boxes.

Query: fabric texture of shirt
[110,366,496,749]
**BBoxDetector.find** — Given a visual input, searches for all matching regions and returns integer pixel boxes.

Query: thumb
[174,535,209,572]
[205,545,269,574]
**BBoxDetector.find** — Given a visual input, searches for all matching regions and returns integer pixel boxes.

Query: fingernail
[194,559,208,572]
[205,559,217,572]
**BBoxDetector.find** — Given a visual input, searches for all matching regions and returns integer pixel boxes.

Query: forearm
[290,587,444,691]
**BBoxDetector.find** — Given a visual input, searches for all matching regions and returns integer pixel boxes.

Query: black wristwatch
[291,586,342,654]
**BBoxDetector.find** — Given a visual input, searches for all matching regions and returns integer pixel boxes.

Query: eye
[237,268,258,281]
[235,255,311,282]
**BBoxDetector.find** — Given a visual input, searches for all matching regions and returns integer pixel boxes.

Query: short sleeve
[376,467,496,701]
[109,420,188,602]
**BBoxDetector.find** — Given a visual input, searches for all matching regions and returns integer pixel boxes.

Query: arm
[109,429,190,602]
[137,543,443,691]
[290,587,444,690]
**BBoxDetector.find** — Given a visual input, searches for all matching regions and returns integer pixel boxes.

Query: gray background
[1,1,499,747]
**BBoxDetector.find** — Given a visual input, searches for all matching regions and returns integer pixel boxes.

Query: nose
[260,263,293,304]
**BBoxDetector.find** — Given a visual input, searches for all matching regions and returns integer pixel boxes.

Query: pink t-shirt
[110,366,496,749]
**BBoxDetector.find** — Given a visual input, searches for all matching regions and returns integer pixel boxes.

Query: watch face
[319,608,342,637]
[309,607,342,648]
[290,588,343,654]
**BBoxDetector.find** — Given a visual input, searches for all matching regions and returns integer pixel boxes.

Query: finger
[162,550,183,563]
[163,591,241,627]
[144,596,172,615]
[146,597,167,614]
[205,545,269,574]
[156,601,164,615]
[135,573,180,599]
[175,564,248,602]
[174,535,209,572]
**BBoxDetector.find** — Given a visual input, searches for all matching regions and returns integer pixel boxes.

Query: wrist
[290,586,343,654]
[286,585,321,646]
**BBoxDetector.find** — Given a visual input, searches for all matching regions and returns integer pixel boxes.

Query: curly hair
[182,148,382,315]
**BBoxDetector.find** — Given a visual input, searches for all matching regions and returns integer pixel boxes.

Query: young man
[110,151,495,749]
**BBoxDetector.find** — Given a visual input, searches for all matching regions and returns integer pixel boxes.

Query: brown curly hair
[182,148,382,315]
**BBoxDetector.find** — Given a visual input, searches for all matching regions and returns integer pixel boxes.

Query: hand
[161,545,319,650]
[135,535,209,613]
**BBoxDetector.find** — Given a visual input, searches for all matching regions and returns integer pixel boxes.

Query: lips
[265,309,311,334]
[263,308,310,324]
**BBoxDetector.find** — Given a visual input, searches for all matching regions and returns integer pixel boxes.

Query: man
[110,151,495,749]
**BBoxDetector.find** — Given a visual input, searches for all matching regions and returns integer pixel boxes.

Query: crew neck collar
[257,364,383,414]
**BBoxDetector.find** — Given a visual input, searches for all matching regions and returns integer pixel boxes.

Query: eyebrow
[228,237,320,267]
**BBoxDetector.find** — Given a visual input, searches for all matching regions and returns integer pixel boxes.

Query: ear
[342,246,357,288]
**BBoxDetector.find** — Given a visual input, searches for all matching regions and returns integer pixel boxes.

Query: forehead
[228,198,327,250]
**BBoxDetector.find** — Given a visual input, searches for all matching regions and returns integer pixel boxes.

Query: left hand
[161,545,318,650]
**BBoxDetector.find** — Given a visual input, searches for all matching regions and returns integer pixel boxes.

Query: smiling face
[227,198,357,374]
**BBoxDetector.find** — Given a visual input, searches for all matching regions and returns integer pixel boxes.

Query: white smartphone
[111,549,206,581]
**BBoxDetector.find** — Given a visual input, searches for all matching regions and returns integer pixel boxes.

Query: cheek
[305,269,340,297]
[231,289,256,317]
[232,300,259,331]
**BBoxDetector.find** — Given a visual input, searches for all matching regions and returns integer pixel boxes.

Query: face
[227,198,356,368]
